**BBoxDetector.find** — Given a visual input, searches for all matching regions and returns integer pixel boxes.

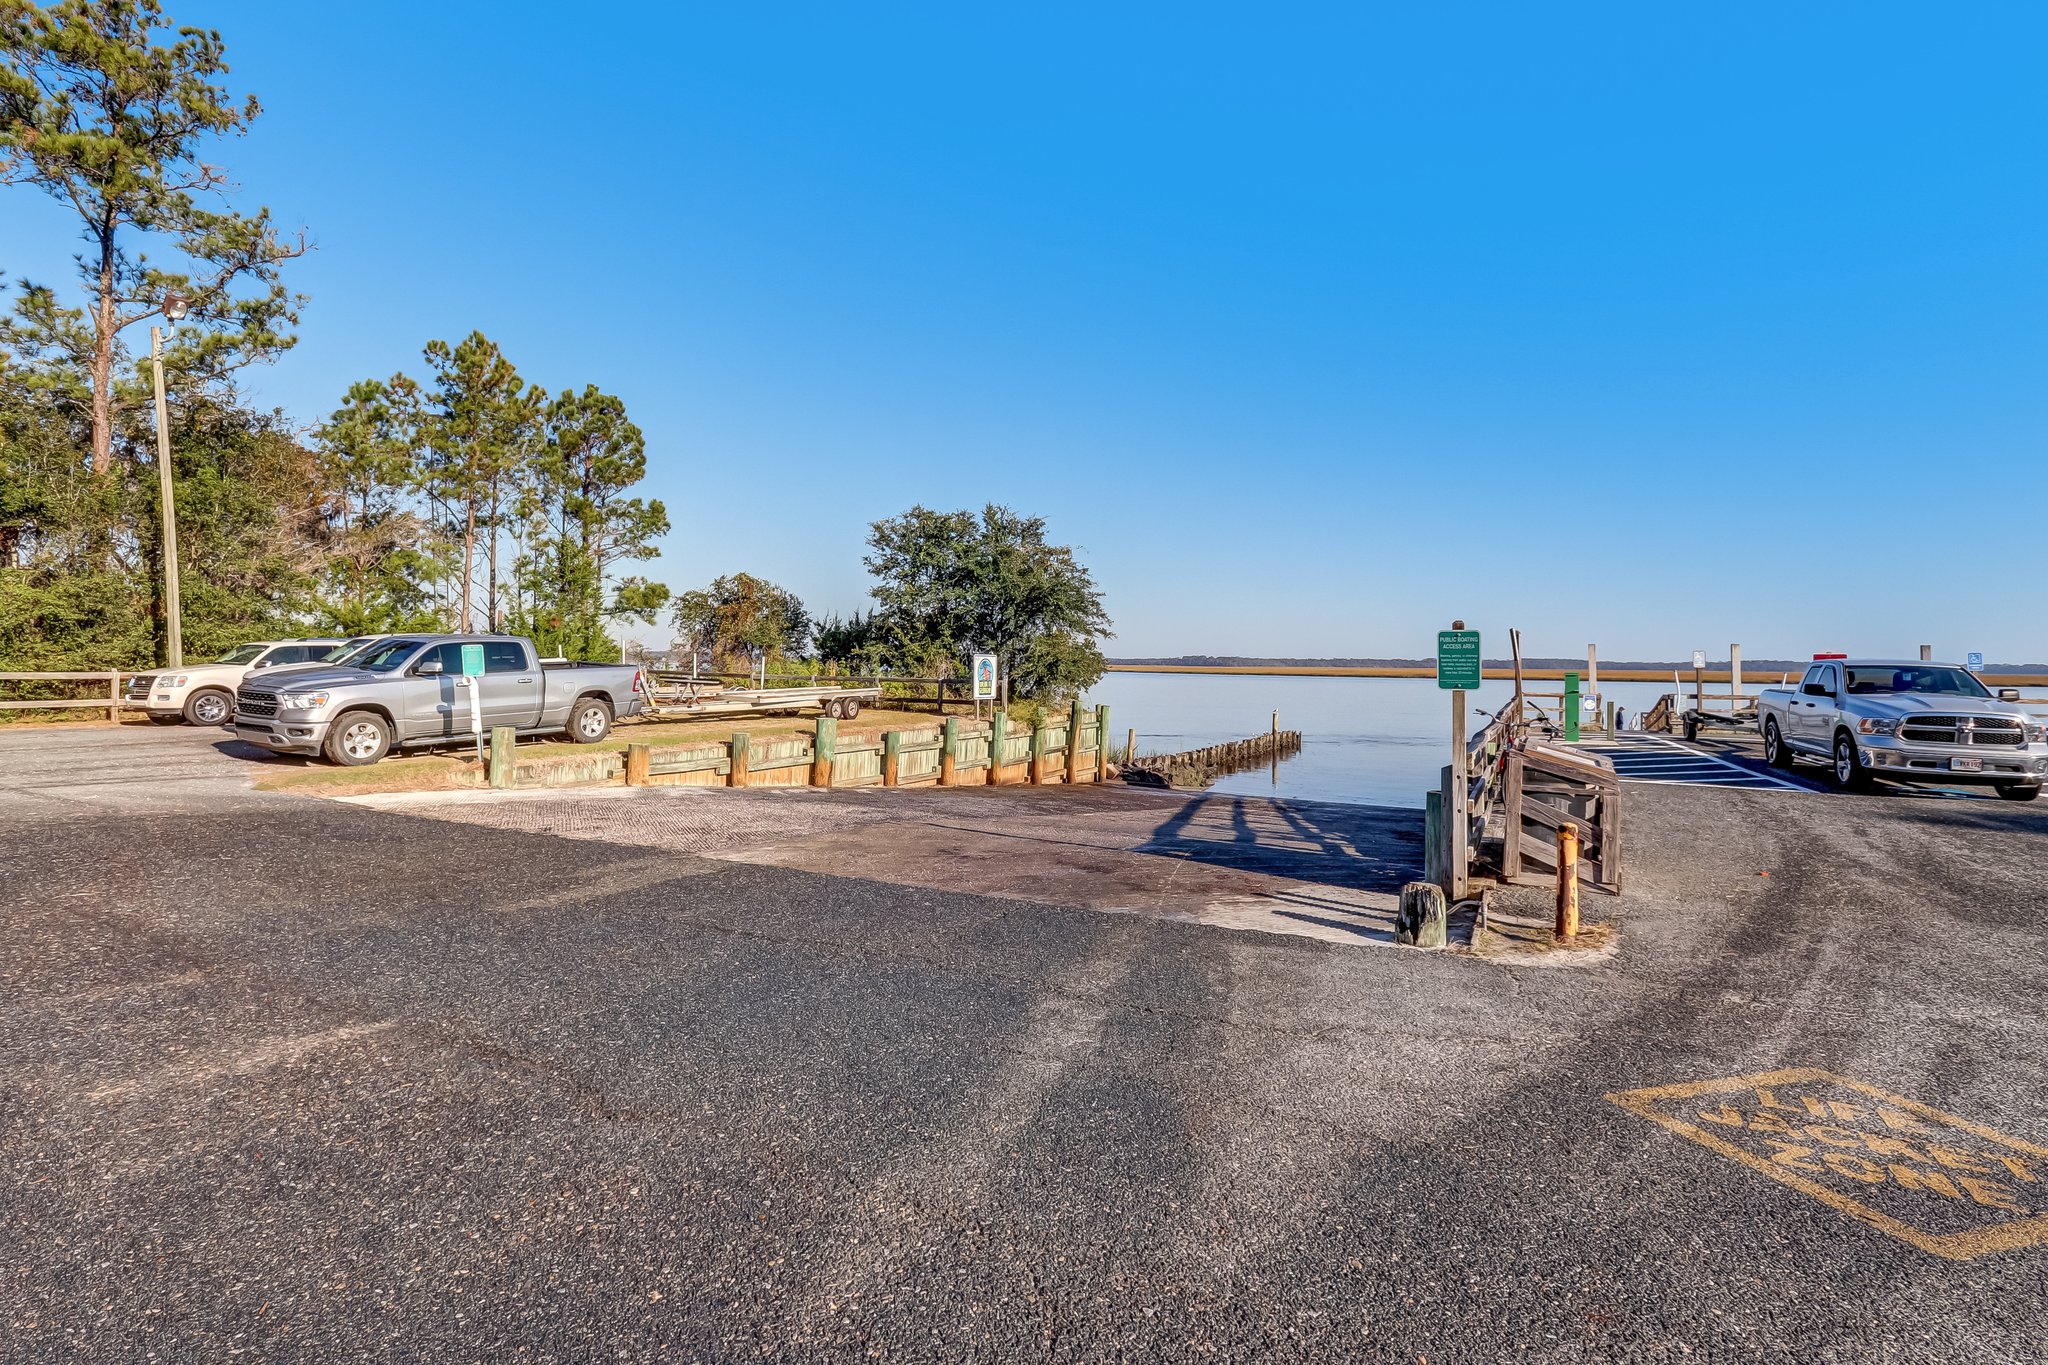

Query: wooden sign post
[1436,621,1482,900]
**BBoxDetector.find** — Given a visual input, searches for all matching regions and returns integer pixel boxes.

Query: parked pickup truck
[232,634,646,765]
[1756,658,2048,800]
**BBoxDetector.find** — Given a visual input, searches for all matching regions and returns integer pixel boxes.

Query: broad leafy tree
[671,572,809,672]
[857,504,1110,698]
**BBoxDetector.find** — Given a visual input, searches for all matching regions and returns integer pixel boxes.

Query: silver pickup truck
[232,633,646,765]
[1756,658,2047,800]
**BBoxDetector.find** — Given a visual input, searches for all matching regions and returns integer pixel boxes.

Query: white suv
[127,639,348,727]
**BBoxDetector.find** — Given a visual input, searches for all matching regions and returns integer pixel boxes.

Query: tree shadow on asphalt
[1133,793,1425,894]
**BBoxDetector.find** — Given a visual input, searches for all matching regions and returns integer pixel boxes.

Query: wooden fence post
[1064,697,1083,784]
[990,708,1007,784]
[811,714,837,787]
[1556,824,1580,939]
[108,671,121,723]
[489,726,516,789]
[1031,714,1049,784]
[939,717,959,785]
[625,743,651,787]
[882,730,901,786]
[1126,726,1136,766]
[728,730,750,787]
[1095,705,1111,782]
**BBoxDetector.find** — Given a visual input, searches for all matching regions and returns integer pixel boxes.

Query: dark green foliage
[848,504,1110,699]
[0,0,305,473]
[671,573,810,671]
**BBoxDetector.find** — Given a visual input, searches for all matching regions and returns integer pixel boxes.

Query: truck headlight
[2028,724,2047,743]
[280,691,331,711]
[1857,718,1897,735]
[164,675,189,687]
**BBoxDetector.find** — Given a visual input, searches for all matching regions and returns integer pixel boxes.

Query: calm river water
[1085,672,1716,809]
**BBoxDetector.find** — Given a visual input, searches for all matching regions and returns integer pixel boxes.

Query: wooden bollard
[1095,704,1111,782]
[1556,824,1580,940]
[1064,697,1083,784]
[989,708,1007,785]
[1030,715,1049,784]
[882,730,901,786]
[489,726,516,789]
[811,714,836,787]
[1397,881,1448,948]
[939,717,959,785]
[625,742,651,787]
[728,730,750,787]
[1126,727,1136,767]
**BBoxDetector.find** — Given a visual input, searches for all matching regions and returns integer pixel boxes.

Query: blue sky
[6,3,2045,662]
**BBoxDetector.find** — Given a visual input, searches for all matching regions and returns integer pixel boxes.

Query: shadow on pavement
[1134,793,1424,894]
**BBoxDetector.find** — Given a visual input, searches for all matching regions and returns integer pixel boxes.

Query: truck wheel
[1831,731,1871,790]
[324,711,392,766]
[841,697,861,720]
[1763,718,1793,767]
[568,697,613,744]
[184,688,233,727]
[1996,783,2042,802]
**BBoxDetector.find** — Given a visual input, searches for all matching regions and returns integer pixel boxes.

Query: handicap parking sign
[1967,651,1984,672]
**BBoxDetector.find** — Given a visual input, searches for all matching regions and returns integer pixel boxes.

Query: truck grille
[1897,715,2027,747]
[237,689,279,718]
[126,674,157,699]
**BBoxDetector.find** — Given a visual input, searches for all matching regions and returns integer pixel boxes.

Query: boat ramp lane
[1575,735,1810,791]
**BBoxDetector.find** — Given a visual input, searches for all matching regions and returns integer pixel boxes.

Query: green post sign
[460,642,486,677]
[1436,629,1481,691]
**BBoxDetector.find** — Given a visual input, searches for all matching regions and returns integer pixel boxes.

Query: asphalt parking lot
[3,723,2046,1361]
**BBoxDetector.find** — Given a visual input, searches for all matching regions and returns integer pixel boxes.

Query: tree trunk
[90,221,119,476]
[459,499,476,632]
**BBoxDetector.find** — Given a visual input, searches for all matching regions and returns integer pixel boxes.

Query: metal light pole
[151,291,191,667]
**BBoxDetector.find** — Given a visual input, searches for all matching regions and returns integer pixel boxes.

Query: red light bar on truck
[1813,652,1848,660]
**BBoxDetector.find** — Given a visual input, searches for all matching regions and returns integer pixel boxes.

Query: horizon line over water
[1086,670,1727,810]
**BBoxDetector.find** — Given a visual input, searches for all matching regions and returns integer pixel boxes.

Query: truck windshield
[1843,667,1991,698]
[351,638,429,673]
[213,644,266,664]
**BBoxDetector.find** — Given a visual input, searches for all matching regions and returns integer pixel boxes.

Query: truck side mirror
[416,660,445,677]
[1998,688,2022,702]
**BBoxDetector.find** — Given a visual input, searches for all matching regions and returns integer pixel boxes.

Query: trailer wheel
[841,697,861,720]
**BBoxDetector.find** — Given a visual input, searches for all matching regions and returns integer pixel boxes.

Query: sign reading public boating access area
[972,653,998,701]
[1436,630,1481,691]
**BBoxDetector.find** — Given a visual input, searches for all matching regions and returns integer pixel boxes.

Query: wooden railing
[0,671,129,722]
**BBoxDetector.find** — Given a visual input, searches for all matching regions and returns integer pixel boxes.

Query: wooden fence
[499,701,1114,793]
[0,671,130,721]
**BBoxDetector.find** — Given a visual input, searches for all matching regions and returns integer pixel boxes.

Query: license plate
[1950,756,1984,772]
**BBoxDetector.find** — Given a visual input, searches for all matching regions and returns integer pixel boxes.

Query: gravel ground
[2,725,2045,1361]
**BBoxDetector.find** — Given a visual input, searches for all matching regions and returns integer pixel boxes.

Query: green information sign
[1436,629,1481,691]
[460,642,486,677]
